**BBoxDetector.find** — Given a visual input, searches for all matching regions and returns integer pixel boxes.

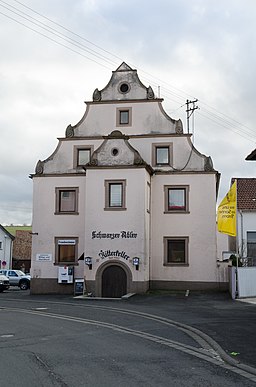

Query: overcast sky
[0,0,255,225]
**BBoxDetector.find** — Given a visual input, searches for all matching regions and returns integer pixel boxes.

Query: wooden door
[102,265,127,298]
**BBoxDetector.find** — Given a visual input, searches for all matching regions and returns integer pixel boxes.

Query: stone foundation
[31,278,74,295]
[149,280,228,291]
[31,278,228,295]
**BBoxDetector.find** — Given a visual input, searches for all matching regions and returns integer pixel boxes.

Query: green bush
[230,254,242,267]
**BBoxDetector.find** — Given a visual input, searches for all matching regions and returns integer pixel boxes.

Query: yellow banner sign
[217,181,237,236]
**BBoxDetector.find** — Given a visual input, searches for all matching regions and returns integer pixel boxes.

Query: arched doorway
[102,265,127,298]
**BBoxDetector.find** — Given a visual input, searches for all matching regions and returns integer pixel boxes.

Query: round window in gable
[111,148,119,156]
[119,83,129,94]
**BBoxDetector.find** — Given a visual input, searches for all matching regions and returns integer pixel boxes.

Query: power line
[198,110,256,143]
[0,0,255,143]
[0,1,117,68]
[0,10,112,70]
[12,0,124,64]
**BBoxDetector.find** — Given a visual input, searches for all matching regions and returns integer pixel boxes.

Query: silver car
[0,270,30,290]
[0,274,10,292]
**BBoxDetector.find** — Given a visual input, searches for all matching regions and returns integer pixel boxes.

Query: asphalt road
[0,289,256,386]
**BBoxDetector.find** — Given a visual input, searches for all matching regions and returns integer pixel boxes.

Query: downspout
[239,210,244,259]
[10,238,13,269]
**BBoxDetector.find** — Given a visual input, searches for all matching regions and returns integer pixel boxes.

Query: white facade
[0,225,14,269]
[31,63,222,296]
[237,212,256,260]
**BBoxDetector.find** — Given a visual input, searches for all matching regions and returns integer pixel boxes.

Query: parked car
[0,274,10,292]
[0,270,30,290]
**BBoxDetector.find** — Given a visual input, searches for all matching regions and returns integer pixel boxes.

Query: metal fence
[241,257,256,267]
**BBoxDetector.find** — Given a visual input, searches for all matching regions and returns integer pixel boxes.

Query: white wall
[237,211,256,257]
[151,173,218,282]
[0,229,13,269]
[31,176,86,279]
[84,168,150,283]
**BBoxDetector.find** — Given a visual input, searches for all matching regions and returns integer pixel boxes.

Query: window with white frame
[164,237,189,266]
[77,149,91,166]
[74,146,93,168]
[55,238,78,265]
[55,188,79,214]
[105,180,126,210]
[152,143,173,167]
[164,185,189,213]
[247,232,256,257]
[116,108,132,127]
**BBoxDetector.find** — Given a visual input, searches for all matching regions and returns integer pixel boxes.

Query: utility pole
[186,99,199,134]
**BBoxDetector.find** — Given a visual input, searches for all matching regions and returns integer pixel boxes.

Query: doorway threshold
[74,293,136,301]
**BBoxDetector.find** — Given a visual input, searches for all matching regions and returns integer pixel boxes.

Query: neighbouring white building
[30,63,223,296]
[0,225,14,269]
[233,178,256,264]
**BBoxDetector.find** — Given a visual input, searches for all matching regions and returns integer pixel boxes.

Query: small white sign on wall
[36,253,52,262]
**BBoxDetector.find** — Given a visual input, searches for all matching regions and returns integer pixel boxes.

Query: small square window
[164,185,189,213]
[105,180,126,210]
[116,108,132,127]
[156,147,169,165]
[164,237,189,266]
[152,143,173,167]
[120,110,129,124]
[55,238,78,265]
[55,188,78,214]
[78,149,91,166]
[74,146,93,168]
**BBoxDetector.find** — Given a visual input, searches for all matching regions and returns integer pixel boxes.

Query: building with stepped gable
[30,63,221,296]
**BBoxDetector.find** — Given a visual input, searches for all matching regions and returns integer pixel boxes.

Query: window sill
[116,123,131,127]
[164,211,190,214]
[163,263,189,267]
[54,212,79,215]
[104,207,127,211]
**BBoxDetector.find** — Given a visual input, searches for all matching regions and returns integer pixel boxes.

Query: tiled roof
[231,178,256,210]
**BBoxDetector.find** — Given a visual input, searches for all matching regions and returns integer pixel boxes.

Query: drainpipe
[10,238,13,269]
[239,210,244,260]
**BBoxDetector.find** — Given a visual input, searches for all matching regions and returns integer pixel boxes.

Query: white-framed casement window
[164,185,189,213]
[152,143,173,166]
[116,108,132,127]
[247,232,256,257]
[164,237,189,266]
[74,146,93,168]
[55,237,78,265]
[55,187,79,214]
[105,180,126,210]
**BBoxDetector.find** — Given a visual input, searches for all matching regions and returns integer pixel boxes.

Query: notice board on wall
[74,279,85,296]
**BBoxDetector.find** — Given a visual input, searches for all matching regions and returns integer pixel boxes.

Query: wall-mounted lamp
[132,257,140,270]
[85,257,92,270]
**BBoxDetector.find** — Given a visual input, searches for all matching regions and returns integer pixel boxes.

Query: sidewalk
[236,297,256,304]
